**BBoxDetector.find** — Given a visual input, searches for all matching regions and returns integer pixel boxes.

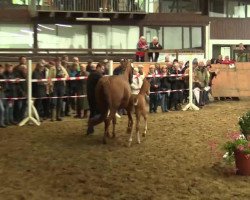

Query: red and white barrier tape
[1,89,189,101]
[0,73,188,83]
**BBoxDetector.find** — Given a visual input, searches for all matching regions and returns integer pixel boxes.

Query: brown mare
[88,60,134,144]
[129,78,150,146]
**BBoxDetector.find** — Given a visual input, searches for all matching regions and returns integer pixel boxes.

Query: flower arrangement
[223,132,250,163]
[222,112,250,175]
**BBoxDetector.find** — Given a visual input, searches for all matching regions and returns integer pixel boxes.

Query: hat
[103,59,108,63]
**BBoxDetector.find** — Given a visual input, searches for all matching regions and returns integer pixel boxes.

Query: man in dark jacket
[13,62,27,123]
[4,64,17,125]
[32,63,47,119]
[148,36,163,62]
[160,65,171,112]
[86,63,104,134]
[148,65,160,113]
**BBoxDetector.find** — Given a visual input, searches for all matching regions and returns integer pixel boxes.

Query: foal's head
[139,78,150,96]
[121,59,133,84]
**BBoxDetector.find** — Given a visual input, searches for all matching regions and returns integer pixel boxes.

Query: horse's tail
[88,79,111,127]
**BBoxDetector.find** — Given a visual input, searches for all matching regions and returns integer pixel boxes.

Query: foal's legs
[142,111,147,137]
[127,110,134,147]
[136,113,141,144]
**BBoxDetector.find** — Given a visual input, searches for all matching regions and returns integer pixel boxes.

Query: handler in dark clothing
[86,63,104,134]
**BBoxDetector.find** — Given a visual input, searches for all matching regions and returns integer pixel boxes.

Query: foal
[129,78,150,147]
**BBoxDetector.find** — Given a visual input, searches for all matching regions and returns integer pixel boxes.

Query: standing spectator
[32,63,47,120]
[76,64,89,118]
[236,43,247,62]
[155,63,161,74]
[216,55,223,64]
[86,59,95,73]
[14,64,27,123]
[169,62,183,111]
[0,65,6,128]
[135,36,148,62]
[222,56,235,65]
[148,65,160,113]
[194,61,209,107]
[148,36,162,62]
[68,63,80,117]
[103,59,110,75]
[62,60,71,117]
[4,64,17,125]
[160,65,171,112]
[113,59,125,75]
[49,57,69,121]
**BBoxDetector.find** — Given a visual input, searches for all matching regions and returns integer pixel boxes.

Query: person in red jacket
[221,56,235,65]
[135,36,148,62]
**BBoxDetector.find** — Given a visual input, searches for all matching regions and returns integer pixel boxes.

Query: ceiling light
[76,17,110,21]
[20,30,34,34]
[55,24,72,27]
[38,24,55,30]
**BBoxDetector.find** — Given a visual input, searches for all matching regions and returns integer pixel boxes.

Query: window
[146,0,159,13]
[228,0,246,18]
[164,27,182,49]
[144,27,163,45]
[0,24,33,48]
[144,26,203,50]
[160,0,201,13]
[209,0,227,17]
[92,26,139,49]
[248,5,250,17]
[210,0,247,18]
[191,27,202,48]
[37,24,88,49]
[183,27,190,49]
[12,0,28,5]
[179,0,200,13]
[161,0,179,13]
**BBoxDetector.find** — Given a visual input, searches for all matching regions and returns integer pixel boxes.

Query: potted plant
[223,112,250,176]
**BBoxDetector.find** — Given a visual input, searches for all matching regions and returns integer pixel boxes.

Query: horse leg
[112,116,117,138]
[136,113,141,144]
[103,118,111,144]
[127,110,134,147]
[142,112,147,137]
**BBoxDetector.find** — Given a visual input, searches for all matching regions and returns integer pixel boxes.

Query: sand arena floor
[1,100,250,200]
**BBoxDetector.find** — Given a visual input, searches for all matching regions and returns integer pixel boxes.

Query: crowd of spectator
[0,54,222,128]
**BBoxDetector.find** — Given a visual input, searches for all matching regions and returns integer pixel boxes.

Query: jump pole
[183,56,200,111]
[19,60,41,126]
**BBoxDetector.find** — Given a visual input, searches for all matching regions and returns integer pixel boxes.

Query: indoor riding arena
[1,0,250,200]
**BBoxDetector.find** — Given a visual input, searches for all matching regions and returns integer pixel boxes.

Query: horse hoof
[137,141,141,144]
[142,133,146,137]
[87,126,94,135]
[127,128,131,134]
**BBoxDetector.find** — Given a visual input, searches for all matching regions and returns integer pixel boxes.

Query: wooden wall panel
[210,18,250,40]
[212,63,250,97]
